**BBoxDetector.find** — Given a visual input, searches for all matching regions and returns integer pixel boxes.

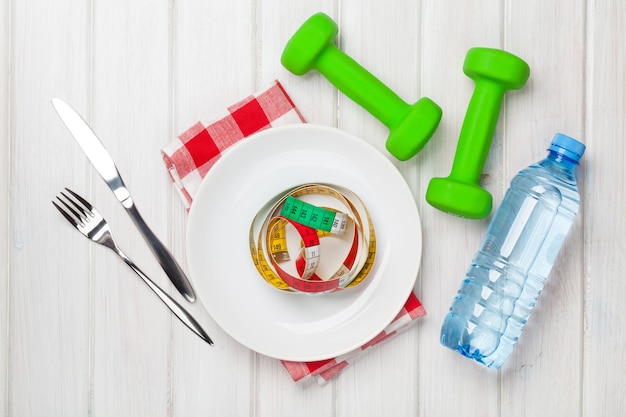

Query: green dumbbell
[426,47,530,219]
[281,12,442,161]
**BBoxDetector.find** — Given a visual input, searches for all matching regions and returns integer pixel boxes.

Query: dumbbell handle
[450,82,505,184]
[316,47,408,129]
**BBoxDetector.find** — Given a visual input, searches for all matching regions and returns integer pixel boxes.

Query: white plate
[186,124,422,361]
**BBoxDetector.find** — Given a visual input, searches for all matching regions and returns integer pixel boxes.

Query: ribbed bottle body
[441,150,581,368]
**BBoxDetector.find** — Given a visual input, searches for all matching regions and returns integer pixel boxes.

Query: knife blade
[52,98,196,303]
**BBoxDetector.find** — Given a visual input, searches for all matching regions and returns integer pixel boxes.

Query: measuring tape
[249,184,376,294]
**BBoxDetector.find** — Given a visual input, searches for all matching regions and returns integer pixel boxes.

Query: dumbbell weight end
[426,177,493,219]
[386,97,442,161]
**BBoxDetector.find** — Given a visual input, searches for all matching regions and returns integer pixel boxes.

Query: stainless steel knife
[52,98,196,302]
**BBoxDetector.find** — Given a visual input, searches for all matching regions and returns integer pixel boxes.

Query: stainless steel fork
[53,188,213,346]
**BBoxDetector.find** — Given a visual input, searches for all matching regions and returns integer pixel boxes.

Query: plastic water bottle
[440,133,586,369]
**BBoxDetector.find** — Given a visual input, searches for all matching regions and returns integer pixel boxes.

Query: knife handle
[123,198,197,302]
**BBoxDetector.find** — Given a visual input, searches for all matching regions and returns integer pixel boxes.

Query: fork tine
[57,192,88,223]
[52,200,80,227]
[60,189,94,221]
[64,187,93,211]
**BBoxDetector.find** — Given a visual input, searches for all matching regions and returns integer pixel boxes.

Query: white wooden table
[2,1,625,416]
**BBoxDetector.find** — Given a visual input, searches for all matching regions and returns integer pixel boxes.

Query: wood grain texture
[334,2,423,416]
[502,1,586,416]
[1,0,8,415]
[584,0,626,415]
[418,2,503,416]
[256,3,338,416]
[9,1,92,416]
[3,0,625,416]
[171,2,256,416]
[89,1,174,416]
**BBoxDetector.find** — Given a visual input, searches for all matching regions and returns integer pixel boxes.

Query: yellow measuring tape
[249,184,376,294]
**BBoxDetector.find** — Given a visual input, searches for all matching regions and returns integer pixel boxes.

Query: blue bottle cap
[549,133,586,163]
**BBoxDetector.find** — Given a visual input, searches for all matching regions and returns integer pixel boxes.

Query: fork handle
[115,248,213,345]
[123,199,196,303]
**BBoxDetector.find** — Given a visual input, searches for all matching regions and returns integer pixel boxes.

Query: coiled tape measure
[249,184,376,294]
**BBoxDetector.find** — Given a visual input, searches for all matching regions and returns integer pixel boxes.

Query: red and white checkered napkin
[161,80,426,384]
[161,81,306,211]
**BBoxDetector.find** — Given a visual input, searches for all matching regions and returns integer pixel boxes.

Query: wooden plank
[169,2,256,416]
[333,2,423,416]
[89,1,172,415]
[255,2,338,416]
[502,1,586,416]
[584,1,626,415]
[418,1,504,416]
[0,0,9,414]
[9,1,92,416]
